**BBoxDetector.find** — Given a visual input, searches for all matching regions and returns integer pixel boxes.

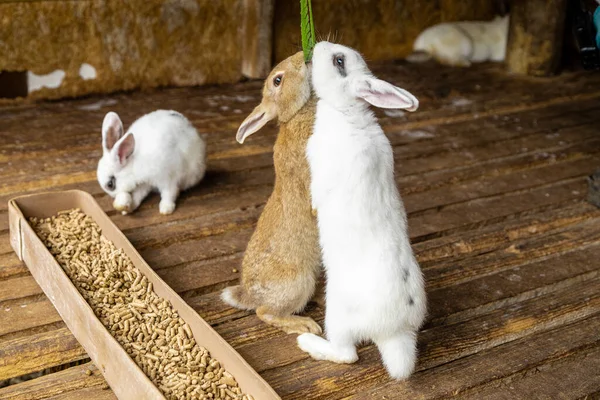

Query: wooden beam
[506,0,568,76]
[241,0,275,79]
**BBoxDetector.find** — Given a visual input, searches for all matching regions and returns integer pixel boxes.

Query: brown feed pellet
[30,209,255,400]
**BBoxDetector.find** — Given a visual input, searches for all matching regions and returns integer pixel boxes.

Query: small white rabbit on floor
[409,15,510,67]
[97,110,206,215]
[297,42,427,380]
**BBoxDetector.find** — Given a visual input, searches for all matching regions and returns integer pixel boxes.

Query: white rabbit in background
[297,41,427,380]
[409,15,510,67]
[97,110,206,215]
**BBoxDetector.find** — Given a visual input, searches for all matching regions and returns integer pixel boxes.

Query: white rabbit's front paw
[159,200,176,215]
[113,192,132,214]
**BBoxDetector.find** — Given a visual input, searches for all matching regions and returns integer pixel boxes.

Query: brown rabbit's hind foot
[221,285,256,311]
[256,306,322,335]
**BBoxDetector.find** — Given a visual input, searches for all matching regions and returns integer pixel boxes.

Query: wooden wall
[0,0,506,100]
[274,0,502,63]
[0,0,248,100]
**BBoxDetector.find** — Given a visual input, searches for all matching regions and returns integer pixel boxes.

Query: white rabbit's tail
[375,331,418,380]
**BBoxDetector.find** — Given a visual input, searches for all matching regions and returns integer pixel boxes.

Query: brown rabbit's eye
[273,75,283,87]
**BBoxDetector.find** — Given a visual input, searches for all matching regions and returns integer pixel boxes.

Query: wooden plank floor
[1,61,600,399]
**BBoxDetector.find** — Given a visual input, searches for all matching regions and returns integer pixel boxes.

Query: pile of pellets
[30,209,252,400]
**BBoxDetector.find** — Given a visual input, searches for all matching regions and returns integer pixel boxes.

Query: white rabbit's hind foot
[159,200,176,215]
[159,185,179,215]
[113,192,132,214]
[297,333,358,363]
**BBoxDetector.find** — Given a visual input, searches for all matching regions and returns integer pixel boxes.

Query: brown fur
[222,52,322,335]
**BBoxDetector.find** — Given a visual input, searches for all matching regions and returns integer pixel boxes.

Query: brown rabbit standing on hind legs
[221,52,323,334]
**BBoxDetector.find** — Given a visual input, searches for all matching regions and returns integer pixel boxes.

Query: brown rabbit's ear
[236,103,276,144]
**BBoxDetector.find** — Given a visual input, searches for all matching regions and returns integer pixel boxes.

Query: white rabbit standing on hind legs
[297,42,427,380]
[97,110,206,215]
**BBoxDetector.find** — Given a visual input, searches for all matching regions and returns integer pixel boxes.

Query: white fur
[97,110,206,215]
[412,15,509,66]
[298,42,427,380]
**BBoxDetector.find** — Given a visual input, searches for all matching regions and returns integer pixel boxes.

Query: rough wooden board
[5,75,596,223]
[409,178,589,239]
[0,363,110,400]
[0,299,61,338]
[351,313,600,399]
[153,256,600,382]
[0,275,41,304]
[259,277,600,398]
[44,388,116,400]
[0,254,23,279]
[217,253,600,352]
[2,60,600,141]
[4,96,595,195]
[2,70,599,179]
[457,346,600,400]
[1,189,598,379]
[0,202,596,380]
[413,200,596,262]
[0,328,86,381]
[2,194,596,342]
[1,112,594,256]
[427,245,600,324]
[1,63,600,398]
[10,312,597,400]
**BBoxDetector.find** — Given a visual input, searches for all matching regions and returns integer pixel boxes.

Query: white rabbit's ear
[352,76,419,111]
[236,102,276,144]
[116,133,135,165]
[102,112,124,151]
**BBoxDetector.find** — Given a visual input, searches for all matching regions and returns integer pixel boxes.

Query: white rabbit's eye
[333,53,346,76]
[106,176,116,191]
[273,74,283,87]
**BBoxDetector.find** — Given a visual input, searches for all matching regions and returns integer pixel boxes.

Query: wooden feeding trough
[8,190,280,400]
